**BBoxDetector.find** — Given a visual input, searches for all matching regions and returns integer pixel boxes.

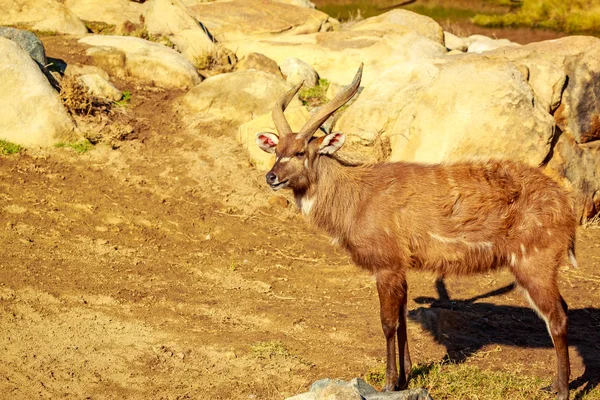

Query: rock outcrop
[0,0,88,35]
[79,35,202,89]
[0,38,76,147]
[180,70,298,126]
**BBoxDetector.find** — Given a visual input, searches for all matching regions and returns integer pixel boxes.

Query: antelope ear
[256,132,279,154]
[318,132,345,154]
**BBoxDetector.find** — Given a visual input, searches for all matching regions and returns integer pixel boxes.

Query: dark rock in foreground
[286,378,433,400]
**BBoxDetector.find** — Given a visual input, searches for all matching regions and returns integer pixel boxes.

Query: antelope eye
[296,151,305,157]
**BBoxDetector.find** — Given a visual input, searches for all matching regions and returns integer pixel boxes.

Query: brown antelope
[256,64,576,400]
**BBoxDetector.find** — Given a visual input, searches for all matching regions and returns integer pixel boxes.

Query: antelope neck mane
[295,154,377,235]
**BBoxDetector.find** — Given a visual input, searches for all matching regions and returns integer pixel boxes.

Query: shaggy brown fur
[256,66,576,400]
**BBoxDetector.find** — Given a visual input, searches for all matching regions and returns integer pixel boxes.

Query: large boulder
[143,0,220,64]
[235,52,282,78]
[180,70,298,126]
[0,0,88,35]
[465,34,520,52]
[0,27,47,66]
[186,0,333,41]
[385,58,554,165]
[79,35,201,89]
[350,9,444,45]
[227,29,447,87]
[145,0,201,35]
[0,38,76,147]
[335,58,553,164]
[64,0,147,27]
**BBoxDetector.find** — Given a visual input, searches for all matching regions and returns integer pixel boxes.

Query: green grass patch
[55,139,94,154]
[114,90,132,107]
[363,360,600,399]
[84,20,116,35]
[299,78,330,108]
[0,140,22,155]
[473,0,600,33]
[251,341,291,359]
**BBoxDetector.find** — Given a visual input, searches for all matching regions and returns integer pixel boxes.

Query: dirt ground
[0,36,599,400]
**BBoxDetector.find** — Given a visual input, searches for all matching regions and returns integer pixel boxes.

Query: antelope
[256,64,576,400]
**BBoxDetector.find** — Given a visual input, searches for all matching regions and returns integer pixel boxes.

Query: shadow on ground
[409,279,600,399]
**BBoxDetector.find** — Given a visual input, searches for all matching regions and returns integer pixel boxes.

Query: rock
[386,58,553,166]
[181,70,298,126]
[238,106,310,171]
[443,31,467,52]
[468,36,600,143]
[546,138,600,220]
[235,52,282,78]
[187,0,333,41]
[0,38,77,147]
[79,35,201,89]
[335,61,440,149]
[350,9,444,45]
[552,40,600,144]
[227,29,446,87]
[466,34,520,53]
[78,74,123,101]
[0,27,47,67]
[143,0,223,64]
[334,56,555,170]
[286,378,433,400]
[144,0,200,35]
[280,57,318,87]
[64,0,147,27]
[0,0,88,35]
[64,64,110,80]
[169,29,217,63]
[277,0,315,8]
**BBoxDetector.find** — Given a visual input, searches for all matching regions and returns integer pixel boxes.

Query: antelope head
[256,64,363,191]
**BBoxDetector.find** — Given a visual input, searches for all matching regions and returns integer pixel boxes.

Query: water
[312,0,567,44]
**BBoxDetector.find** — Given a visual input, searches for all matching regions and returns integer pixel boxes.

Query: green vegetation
[114,90,132,107]
[473,0,600,33]
[84,20,116,35]
[251,341,291,359]
[55,139,94,154]
[0,140,22,155]
[299,78,330,108]
[365,360,600,399]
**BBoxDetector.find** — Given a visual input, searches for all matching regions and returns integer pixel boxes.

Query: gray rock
[365,388,432,400]
[287,378,433,400]
[0,27,47,67]
[280,57,319,88]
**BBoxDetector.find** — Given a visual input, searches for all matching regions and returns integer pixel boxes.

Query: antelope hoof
[541,382,569,400]
[396,377,409,391]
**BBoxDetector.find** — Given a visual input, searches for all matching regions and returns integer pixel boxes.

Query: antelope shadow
[408,278,600,398]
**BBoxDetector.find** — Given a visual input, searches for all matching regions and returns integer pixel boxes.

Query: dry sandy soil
[0,36,599,400]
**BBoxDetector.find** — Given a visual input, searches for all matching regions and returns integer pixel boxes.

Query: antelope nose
[266,172,277,185]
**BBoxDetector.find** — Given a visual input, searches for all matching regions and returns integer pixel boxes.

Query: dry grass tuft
[193,46,237,77]
[59,77,110,116]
